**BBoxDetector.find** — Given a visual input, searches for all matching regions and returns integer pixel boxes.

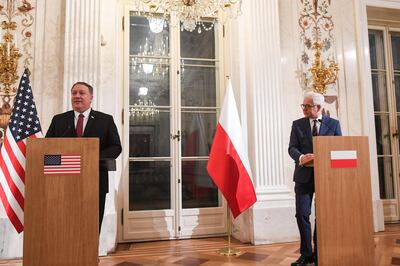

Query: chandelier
[132,0,242,32]
[130,37,169,76]
[129,97,160,120]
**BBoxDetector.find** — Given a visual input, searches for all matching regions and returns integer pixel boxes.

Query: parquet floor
[1,223,400,265]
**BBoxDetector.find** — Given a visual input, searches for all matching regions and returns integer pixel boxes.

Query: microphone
[317,119,335,134]
[60,124,72,137]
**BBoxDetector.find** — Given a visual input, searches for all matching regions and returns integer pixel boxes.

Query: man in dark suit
[46,82,122,232]
[288,92,342,266]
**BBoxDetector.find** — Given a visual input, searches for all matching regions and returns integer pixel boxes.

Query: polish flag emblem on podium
[330,150,357,168]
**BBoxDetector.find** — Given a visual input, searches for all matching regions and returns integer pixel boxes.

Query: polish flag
[330,150,357,168]
[207,81,257,218]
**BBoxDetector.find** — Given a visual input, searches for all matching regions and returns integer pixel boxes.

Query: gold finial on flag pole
[217,207,242,256]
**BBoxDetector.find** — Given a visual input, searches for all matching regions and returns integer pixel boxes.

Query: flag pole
[217,206,241,256]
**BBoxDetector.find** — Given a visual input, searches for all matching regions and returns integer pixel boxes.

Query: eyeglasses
[300,104,316,110]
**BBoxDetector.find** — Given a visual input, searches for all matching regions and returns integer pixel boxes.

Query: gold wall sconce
[0,0,34,139]
[310,42,339,94]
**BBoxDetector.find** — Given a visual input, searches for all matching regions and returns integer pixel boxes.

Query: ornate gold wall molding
[298,0,338,95]
[0,0,34,138]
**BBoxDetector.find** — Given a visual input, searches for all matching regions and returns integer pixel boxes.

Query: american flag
[0,69,42,233]
[44,154,81,175]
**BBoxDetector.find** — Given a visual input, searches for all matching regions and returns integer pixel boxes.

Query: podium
[313,136,374,266]
[23,138,99,266]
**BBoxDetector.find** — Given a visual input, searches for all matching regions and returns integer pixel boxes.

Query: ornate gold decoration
[298,0,335,92]
[0,31,22,94]
[310,42,339,94]
[0,0,34,139]
[183,0,195,6]
[17,0,33,12]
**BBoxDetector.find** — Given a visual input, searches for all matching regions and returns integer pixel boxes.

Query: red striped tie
[312,119,318,136]
[76,114,84,137]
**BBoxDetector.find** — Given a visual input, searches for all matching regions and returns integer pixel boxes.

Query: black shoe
[291,255,314,266]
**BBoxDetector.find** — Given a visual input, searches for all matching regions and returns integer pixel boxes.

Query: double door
[369,26,400,221]
[122,9,227,240]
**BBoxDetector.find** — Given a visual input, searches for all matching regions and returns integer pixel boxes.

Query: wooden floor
[1,223,400,265]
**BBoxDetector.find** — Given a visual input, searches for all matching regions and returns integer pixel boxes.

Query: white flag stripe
[330,150,357,160]
[6,130,26,168]
[44,171,80,175]
[0,148,25,195]
[219,81,253,179]
[1,139,24,181]
[34,132,44,138]
[58,162,80,165]
[44,167,80,170]
[0,174,24,224]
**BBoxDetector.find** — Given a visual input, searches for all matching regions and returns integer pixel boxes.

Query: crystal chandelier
[130,37,169,76]
[132,0,242,32]
[129,98,160,120]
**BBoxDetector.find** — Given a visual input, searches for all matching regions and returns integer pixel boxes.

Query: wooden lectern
[23,138,99,266]
[313,136,374,266]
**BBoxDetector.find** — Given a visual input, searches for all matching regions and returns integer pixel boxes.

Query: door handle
[393,130,399,138]
[170,130,181,141]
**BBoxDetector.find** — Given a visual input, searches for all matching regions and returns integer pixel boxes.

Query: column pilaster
[229,0,298,244]
[63,0,101,109]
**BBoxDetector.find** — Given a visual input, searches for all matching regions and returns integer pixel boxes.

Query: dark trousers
[295,181,317,258]
[99,192,107,234]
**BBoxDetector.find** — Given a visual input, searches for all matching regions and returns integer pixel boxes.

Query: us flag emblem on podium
[44,154,81,175]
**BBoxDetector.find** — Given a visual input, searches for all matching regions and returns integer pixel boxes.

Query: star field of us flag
[0,69,43,233]
[44,155,81,175]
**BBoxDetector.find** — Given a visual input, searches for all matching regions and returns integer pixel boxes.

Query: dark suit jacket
[46,109,122,195]
[288,115,342,184]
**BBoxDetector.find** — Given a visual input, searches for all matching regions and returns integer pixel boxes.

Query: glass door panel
[369,27,400,221]
[181,111,218,208]
[129,161,171,211]
[125,13,174,240]
[180,23,219,210]
[178,22,225,238]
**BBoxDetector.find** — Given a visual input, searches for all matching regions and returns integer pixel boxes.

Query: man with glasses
[288,91,342,265]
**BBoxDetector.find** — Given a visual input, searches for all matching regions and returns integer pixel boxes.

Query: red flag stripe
[207,124,257,218]
[2,131,26,187]
[331,159,357,168]
[5,130,26,170]
[0,184,23,233]
[0,151,25,209]
[0,173,24,216]
[0,168,24,217]
[16,139,26,155]
[44,165,80,168]
[0,146,25,197]
[3,136,25,181]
